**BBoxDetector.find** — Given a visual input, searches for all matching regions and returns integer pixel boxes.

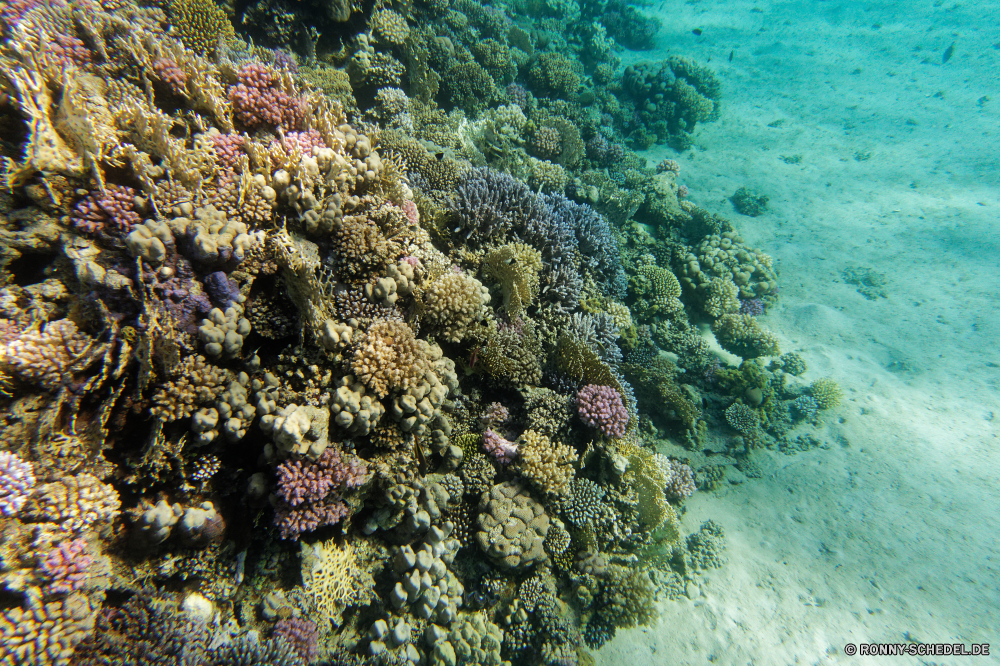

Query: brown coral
[351,319,430,398]
[149,355,229,422]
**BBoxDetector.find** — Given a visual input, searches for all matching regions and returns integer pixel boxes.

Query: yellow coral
[371,8,410,45]
[301,538,375,627]
[481,243,542,316]
[166,0,235,56]
[351,319,430,398]
[516,430,578,497]
[420,272,491,342]
[810,377,843,409]
[625,450,672,531]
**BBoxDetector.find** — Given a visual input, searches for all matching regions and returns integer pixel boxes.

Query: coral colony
[0,0,842,664]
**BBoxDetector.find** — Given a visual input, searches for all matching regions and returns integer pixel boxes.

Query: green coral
[528,52,581,97]
[600,564,657,628]
[810,377,843,409]
[482,243,542,317]
[713,313,780,359]
[628,262,683,322]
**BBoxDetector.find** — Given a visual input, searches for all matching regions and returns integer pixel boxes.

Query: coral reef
[0,0,837,660]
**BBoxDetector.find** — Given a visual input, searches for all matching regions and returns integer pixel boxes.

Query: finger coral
[576,384,629,438]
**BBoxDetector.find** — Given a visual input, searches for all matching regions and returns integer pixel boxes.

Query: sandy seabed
[600,1,1000,664]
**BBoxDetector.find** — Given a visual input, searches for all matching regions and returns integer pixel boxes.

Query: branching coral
[351,319,431,398]
[482,243,543,317]
[516,429,578,496]
[420,271,491,342]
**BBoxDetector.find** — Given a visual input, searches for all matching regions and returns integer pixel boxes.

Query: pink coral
[153,57,186,92]
[276,129,327,155]
[39,538,92,594]
[664,459,696,499]
[576,384,628,438]
[70,185,141,235]
[229,62,307,129]
[401,199,419,226]
[51,33,91,69]
[273,496,350,540]
[209,133,246,170]
[275,447,368,507]
[483,428,517,464]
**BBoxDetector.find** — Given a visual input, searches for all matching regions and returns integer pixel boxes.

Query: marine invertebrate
[450,167,547,246]
[475,481,550,570]
[229,61,307,129]
[482,428,517,464]
[0,595,95,666]
[0,451,35,517]
[3,319,101,390]
[515,429,578,497]
[420,271,491,342]
[713,313,781,359]
[351,319,431,398]
[39,538,93,594]
[482,243,543,316]
[300,537,376,627]
[576,384,629,438]
[166,0,235,55]
[273,617,319,662]
[810,377,843,409]
[29,474,120,532]
[70,185,141,235]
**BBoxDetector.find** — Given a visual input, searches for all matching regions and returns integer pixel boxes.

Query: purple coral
[739,298,765,317]
[664,459,696,499]
[39,538,93,594]
[275,447,368,507]
[273,448,367,539]
[203,271,241,307]
[153,57,186,93]
[576,384,628,438]
[229,62,307,129]
[480,402,509,428]
[483,429,517,464]
[656,159,681,175]
[71,185,142,235]
[273,617,319,661]
[274,496,350,540]
[0,451,35,517]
